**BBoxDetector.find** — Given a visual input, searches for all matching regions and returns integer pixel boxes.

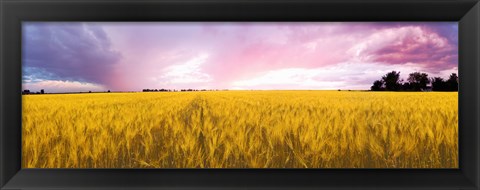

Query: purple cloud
[22,22,458,92]
[23,22,122,87]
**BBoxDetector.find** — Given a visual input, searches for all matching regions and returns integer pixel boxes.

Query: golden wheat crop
[22,91,458,168]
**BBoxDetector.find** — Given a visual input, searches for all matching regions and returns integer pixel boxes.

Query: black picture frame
[1,0,479,189]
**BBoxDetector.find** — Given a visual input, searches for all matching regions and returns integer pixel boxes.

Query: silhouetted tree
[371,80,385,91]
[40,89,45,94]
[446,73,459,91]
[382,71,402,91]
[89,91,92,93]
[401,82,412,91]
[431,77,447,91]
[107,90,111,93]
[407,72,430,91]
[370,71,457,92]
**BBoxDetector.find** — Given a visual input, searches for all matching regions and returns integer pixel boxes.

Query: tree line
[371,71,458,91]
[22,89,45,94]
[142,89,226,92]
[22,89,112,94]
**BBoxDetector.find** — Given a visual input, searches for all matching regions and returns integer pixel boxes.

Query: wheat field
[22,91,458,168]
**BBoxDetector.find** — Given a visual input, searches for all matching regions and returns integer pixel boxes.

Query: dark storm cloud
[22,23,121,86]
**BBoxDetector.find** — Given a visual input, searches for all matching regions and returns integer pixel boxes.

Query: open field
[22,91,458,168]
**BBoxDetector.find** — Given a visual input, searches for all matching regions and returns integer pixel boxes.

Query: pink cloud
[23,22,458,91]
[349,26,457,72]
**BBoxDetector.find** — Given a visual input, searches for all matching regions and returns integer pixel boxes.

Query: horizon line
[22,89,372,94]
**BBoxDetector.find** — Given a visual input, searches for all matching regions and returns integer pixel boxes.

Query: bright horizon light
[22,22,458,93]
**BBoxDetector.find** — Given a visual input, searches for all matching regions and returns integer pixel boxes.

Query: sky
[22,22,458,92]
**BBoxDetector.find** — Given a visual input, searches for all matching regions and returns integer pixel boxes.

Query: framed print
[1,0,479,189]
[20,21,459,169]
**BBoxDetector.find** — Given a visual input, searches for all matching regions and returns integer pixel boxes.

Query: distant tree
[401,82,413,91]
[407,72,430,91]
[40,89,45,94]
[370,71,457,92]
[382,71,402,91]
[431,77,447,91]
[89,91,92,93]
[107,90,111,93]
[446,73,459,91]
[22,90,30,94]
[370,80,385,91]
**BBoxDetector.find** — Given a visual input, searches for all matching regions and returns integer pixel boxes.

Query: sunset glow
[22,22,458,92]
